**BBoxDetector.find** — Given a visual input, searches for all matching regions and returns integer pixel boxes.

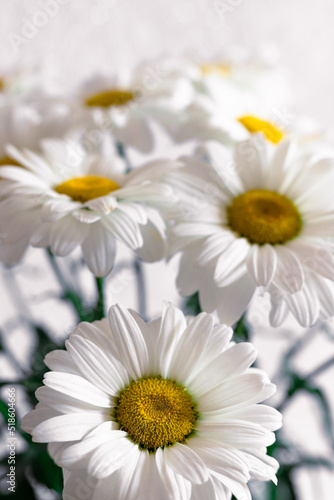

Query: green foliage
[184,292,202,316]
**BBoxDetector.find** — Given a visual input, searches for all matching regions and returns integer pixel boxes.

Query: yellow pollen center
[54,176,120,203]
[227,189,302,245]
[85,89,135,108]
[199,63,231,78]
[116,377,197,451]
[0,156,21,167]
[238,115,284,144]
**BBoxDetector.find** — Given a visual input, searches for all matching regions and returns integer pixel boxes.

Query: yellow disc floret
[238,115,284,144]
[85,89,135,108]
[227,189,302,245]
[0,156,21,167]
[54,176,120,203]
[116,376,197,451]
[199,63,231,78]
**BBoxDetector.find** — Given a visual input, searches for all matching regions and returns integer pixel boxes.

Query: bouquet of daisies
[0,54,333,500]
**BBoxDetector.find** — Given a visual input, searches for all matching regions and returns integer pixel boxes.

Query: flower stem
[304,355,334,381]
[276,355,334,413]
[116,140,132,173]
[94,276,105,320]
[233,314,250,342]
[46,248,86,321]
[134,258,147,321]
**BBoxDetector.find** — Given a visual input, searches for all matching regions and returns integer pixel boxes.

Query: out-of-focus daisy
[160,53,293,147]
[0,69,72,162]
[177,76,323,149]
[68,61,195,153]
[0,138,176,273]
[22,302,281,500]
[169,136,334,327]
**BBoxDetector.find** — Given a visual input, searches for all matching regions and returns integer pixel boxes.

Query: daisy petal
[82,223,116,277]
[246,244,277,287]
[163,443,209,484]
[108,304,149,379]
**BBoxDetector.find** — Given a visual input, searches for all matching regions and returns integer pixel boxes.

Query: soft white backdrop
[1,1,334,499]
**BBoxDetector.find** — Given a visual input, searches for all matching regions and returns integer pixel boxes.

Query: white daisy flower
[68,60,195,153]
[180,76,322,149]
[0,138,176,272]
[21,302,281,500]
[163,55,293,147]
[169,136,334,327]
[168,55,324,152]
[0,70,72,162]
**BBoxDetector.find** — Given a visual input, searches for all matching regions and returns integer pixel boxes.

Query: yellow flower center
[227,189,302,245]
[116,376,197,451]
[54,176,120,203]
[0,156,21,167]
[85,89,135,108]
[238,115,284,144]
[199,63,231,78]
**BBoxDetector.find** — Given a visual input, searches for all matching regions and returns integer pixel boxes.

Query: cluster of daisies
[1,54,333,499]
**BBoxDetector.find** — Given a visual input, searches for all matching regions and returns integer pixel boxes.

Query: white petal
[195,231,235,267]
[63,469,99,500]
[82,223,116,277]
[31,412,107,442]
[50,215,89,256]
[59,422,120,469]
[21,407,59,434]
[246,244,277,287]
[108,304,149,379]
[155,302,187,377]
[101,210,143,249]
[242,449,279,483]
[221,404,282,431]
[284,281,320,327]
[189,438,249,483]
[188,343,257,396]
[163,443,209,484]
[214,239,249,287]
[135,208,167,262]
[216,275,256,326]
[199,373,276,413]
[168,312,215,383]
[43,372,111,407]
[196,420,275,448]
[235,136,268,191]
[85,195,118,214]
[65,335,126,395]
[35,386,111,414]
[272,246,304,293]
[41,198,80,222]
[44,350,79,374]
[88,434,137,478]
[155,448,192,500]
[288,238,334,281]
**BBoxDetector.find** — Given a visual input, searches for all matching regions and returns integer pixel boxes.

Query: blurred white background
[1,1,334,498]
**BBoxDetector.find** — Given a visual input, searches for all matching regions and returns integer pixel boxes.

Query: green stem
[233,315,250,342]
[94,276,105,320]
[46,248,85,321]
[134,258,147,321]
[276,355,334,413]
[304,355,334,381]
[116,141,132,173]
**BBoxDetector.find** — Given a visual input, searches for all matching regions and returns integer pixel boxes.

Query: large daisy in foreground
[169,135,334,327]
[22,303,281,500]
[0,139,176,273]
